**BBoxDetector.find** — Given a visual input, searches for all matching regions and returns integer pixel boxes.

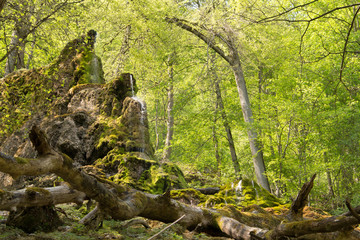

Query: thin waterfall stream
[129,74,146,153]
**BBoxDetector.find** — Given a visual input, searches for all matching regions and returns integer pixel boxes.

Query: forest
[0,0,360,239]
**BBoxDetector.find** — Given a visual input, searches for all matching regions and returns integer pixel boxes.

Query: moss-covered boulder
[0,30,181,193]
[204,179,283,208]
[95,150,187,194]
[169,179,283,210]
[0,30,104,148]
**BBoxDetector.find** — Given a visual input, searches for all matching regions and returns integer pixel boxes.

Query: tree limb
[257,0,319,23]
[346,199,360,222]
[257,3,360,23]
[165,17,232,64]
[338,6,360,94]
[289,173,316,221]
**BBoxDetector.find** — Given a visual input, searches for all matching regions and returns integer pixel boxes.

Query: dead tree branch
[289,173,316,221]
[0,185,86,211]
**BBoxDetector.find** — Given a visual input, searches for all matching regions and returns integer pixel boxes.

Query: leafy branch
[0,0,84,64]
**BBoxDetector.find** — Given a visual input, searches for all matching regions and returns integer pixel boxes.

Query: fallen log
[0,185,86,211]
[0,126,360,240]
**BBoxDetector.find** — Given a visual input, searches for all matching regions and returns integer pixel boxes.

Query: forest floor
[0,167,343,240]
[0,202,233,240]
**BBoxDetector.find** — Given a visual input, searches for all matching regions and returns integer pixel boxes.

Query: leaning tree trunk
[0,126,360,239]
[166,17,270,191]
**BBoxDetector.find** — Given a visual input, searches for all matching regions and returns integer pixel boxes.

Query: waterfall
[235,179,242,196]
[130,74,135,97]
[129,74,146,153]
[90,57,99,83]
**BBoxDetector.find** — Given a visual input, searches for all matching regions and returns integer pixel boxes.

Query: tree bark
[162,55,175,162]
[5,29,26,75]
[0,185,86,211]
[214,77,240,176]
[212,102,221,175]
[4,1,31,76]
[164,17,271,191]
[0,126,360,239]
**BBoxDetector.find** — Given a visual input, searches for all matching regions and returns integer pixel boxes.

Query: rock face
[0,31,187,194]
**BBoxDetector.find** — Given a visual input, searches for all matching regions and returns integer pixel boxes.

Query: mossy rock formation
[0,31,183,195]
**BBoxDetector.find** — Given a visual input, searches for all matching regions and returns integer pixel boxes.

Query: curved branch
[258,3,360,23]
[257,0,319,23]
[165,17,232,64]
[346,199,360,222]
[338,6,360,94]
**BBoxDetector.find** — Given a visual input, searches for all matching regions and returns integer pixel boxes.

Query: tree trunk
[212,102,221,175]
[214,77,240,176]
[154,99,160,151]
[0,185,86,211]
[165,17,270,191]
[162,57,175,162]
[4,4,30,76]
[231,60,270,191]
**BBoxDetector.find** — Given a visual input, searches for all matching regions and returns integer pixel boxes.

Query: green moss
[170,189,207,205]
[69,83,103,95]
[15,157,30,164]
[61,153,74,166]
[73,48,105,85]
[94,116,128,153]
[25,187,51,196]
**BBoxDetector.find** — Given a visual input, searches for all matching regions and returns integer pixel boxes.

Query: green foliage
[1,0,360,212]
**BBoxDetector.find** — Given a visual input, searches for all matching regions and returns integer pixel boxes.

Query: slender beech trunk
[166,17,270,191]
[154,99,160,151]
[26,36,36,69]
[211,106,221,175]
[214,78,240,176]
[162,60,175,162]
[324,152,335,199]
[5,6,30,76]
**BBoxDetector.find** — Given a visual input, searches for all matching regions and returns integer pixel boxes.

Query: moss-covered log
[0,126,360,240]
